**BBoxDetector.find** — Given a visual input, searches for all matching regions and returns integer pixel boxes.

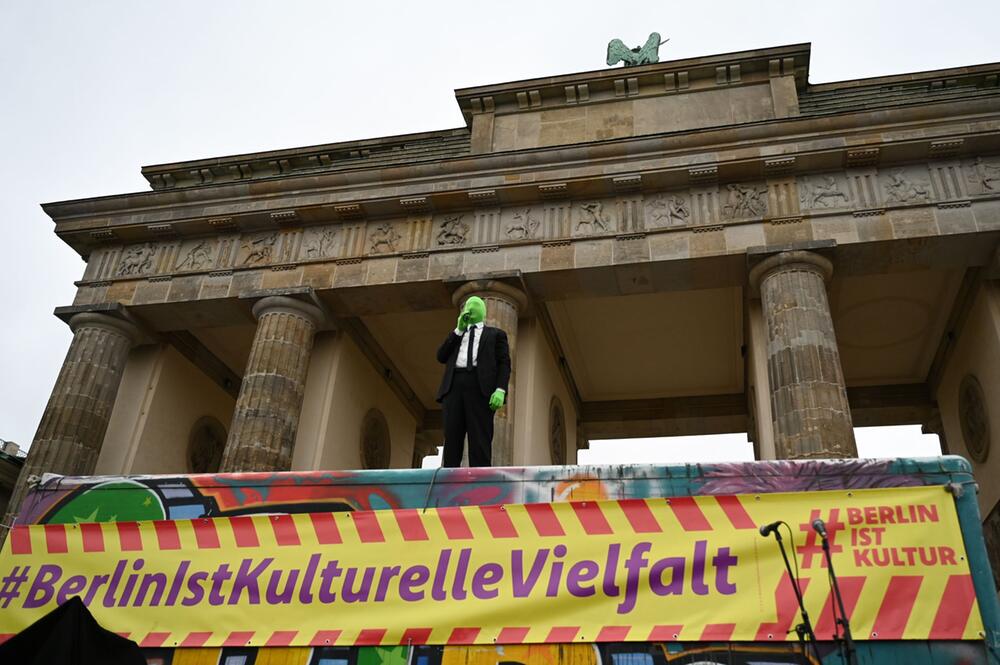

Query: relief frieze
[84,159,1000,284]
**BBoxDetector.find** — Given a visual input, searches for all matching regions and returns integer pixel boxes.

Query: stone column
[749,251,858,459]
[3,312,140,528]
[452,280,526,467]
[220,296,324,472]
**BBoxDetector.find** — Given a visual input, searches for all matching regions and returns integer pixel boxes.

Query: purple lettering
[298,553,320,604]
[712,547,737,595]
[431,550,451,601]
[24,565,61,609]
[101,560,127,608]
[691,540,709,595]
[82,574,108,607]
[617,542,651,614]
[228,558,271,605]
[511,549,548,597]
[181,571,208,606]
[134,572,167,606]
[602,544,621,597]
[399,565,429,601]
[56,575,87,605]
[649,557,684,595]
[265,568,300,604]
[471,563,503,600]
[117,559,144,607]
[566,560,599,598]
[207,564,232,606]
[164,561,189,606]
[318,561,343,603]
[342,567,374,603]
[374,566,401,602]
[451,549,470,601]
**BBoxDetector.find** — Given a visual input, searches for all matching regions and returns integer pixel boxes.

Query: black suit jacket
[436,325,511,402]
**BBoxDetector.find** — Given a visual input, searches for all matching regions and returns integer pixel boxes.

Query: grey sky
[1,1,997,456]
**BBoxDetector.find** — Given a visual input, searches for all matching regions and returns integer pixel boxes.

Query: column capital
[749,249,833,293]
[451,279,528,310]
[251,295,325,327]
[68,312,142,347]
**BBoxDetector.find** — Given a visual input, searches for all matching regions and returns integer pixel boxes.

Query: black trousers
[442,369,494,467]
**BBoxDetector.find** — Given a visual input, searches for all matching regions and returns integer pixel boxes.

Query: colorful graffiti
[11,456,996,665]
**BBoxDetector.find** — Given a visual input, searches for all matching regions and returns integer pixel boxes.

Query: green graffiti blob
[47,480,166,524]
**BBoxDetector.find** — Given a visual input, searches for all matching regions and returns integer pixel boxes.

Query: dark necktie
[466,326,476,369]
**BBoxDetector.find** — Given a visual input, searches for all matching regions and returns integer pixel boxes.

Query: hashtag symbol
[0,566,30,609]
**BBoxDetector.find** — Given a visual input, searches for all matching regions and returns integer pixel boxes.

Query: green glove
[489,389,506,411]
[456,311,470,332]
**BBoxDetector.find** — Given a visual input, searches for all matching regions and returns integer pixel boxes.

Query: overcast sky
[1,1,997,459]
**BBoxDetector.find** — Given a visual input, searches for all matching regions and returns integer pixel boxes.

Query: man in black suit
[436,296,511,467]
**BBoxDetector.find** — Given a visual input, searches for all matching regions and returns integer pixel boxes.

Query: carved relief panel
[574,200,614,236]
[237,231,279,266]
[502,206,542,241]
[175,238,218,272]
[644,191,691,228]
[798,173,853,211]
[880,166,933,205]
[963,157,1000,197]
[300,225,341,261]
[117,243,158,277]
[721,183,768,220]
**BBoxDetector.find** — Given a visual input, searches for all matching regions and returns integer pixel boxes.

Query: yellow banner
[0,487,982,647]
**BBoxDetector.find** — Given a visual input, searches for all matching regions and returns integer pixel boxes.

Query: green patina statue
[607,32,668,67]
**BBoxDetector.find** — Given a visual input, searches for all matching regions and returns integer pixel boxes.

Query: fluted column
[3,312,139,529]
[749,251,857,459]
[221,296,324,472]
[452,280,526,467]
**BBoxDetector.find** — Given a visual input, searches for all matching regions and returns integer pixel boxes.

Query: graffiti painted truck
[1,456,997,665]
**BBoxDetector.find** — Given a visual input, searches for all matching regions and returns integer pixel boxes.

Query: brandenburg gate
[6,43,1000,535]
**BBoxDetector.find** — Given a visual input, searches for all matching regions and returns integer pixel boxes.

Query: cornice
[45,96,1000,257]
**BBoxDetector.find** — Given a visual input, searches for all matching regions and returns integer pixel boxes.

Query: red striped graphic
[618,499,661,533]
[394,509,429,541]
[756,572,811,640]
[715,495,756,530]
[545,626,580,642]
[814,576,866,639]
[479,505,518,538]
[44,524,67,554]
[80,523,105,553]
[311,630,342,645]
[116,522,142,551]
[647,625,683,641]
[9,525,31,555]
[700,623,735,641]
[193,519,220,549]
[447,627,481,644]
[669,497,712,531]
[223,631,255,646]
[571,501,613,535]
[525,503,566,537]
[356,628,387,645]
[139,632,170,647]
[230,516,260,548]
[309,512,342,544]
[153,521,180,550]
[180,632,212,647]
[401,628,433,644]
[353,511,385,543]
[438,507,473,540]
[596,626,630,641]
[0,634,14,646]
[871,576,922,638]
[270,514,300,546]
[496,627,530,643]
[930,574,976,639]
[265,630,297,646]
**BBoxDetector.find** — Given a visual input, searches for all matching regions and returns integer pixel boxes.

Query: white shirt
[454,321,484,368]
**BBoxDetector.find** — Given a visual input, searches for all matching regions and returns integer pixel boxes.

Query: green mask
[462,296,487,325]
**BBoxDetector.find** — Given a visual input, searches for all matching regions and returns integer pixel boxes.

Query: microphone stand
[819,529,857,665]
[764,523,818,662]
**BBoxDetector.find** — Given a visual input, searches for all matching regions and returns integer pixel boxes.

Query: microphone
[759,521,782,537]
[812,518,827,538]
